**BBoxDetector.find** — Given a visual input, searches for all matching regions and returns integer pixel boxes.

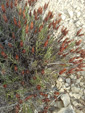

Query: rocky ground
[0,0,85,113]
[34,0,85,113]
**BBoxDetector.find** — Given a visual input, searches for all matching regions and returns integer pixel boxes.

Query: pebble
[71,87,80,93]
[77,11,81,17]
[56,80,63,90]
[57,105,75,113]
[58,77,63,82]
[76,79,80,84]
[54,101,64,109]
[73,101,82,107]
[61,94,70,107]
[59,88,64,93]
[65,83,70,87]
[68,10,73,18]
[61,15,66,20]
[73,94,81,99]
[66,78,71,84]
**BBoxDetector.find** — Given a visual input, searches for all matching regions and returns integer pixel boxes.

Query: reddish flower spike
[24,19,27,24]
[19,8,22,15]
[36,85,41,90]
[32,47,34,53]
[1,51,6,57]
[54,92,60,95]
[1,4,6,13]
[14,0,18,6]
[22,49,26,53]
[14,66,18,71]
[59,68,67,75]
[34,94,37,98]
[33,76,37,80]
[12,32,15,39]
[14,17,17,25]
[17,21,21,28]
[20,40,23,47]
[21,81,25,86]
[3,14,8,23]
[15,55,19,60]
[19,99,23,104]
[21,70,25,75]
[10,1,13,9]
[41,69,44,75]
[76,29,82,36]
[3,84,7,88]
[6,1,9,8]
[37,7,42,14]
[25,24,29,33]
[16,93,20,98]
[8,43,12,47]
[23,9,25,19]
[30,21,33,29]
[44,40,48,47]
[25,95,33,101]
[75,39,82,46]
[44,3,49,10]
[0,44,4,49]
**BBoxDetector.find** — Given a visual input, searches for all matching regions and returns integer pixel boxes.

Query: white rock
[66,78,71,84]
[68,10,73,18]
[73,94,81,99]
[76,79,80,84]
[65,83,69,87]
[65,87,70,91]
[70,75,75,79]
[56,80,63,90]
[71,84,75,87]
[73,101,82,107]
[69,92,73,97]
[84,90,85,94]
[54,101,64,108]
[34,109,38,113]
[61,15,66,20]
[57,105,75,113]
[59,88,64,93]
[71,87,80,93]
[77,11,81,17]
[58,77,63,82]
[61,94,70,107]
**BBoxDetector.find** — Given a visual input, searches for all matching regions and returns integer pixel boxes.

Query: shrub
[0,0,85,112]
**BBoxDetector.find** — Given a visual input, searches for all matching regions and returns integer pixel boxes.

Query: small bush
[0,0,85,112]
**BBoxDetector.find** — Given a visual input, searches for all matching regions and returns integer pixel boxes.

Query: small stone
[59,88,64,93]
[61,94,70,107]
[70,75,74,79]
[73,94,81,99]
[76,79,80,84]
[77,11,81,17]
[71,87,80,93]
[68,10,73,18]
[74,108,83,113]
[58,77,63,82]
[66,78,71,84]
[69,92,73,97]
[34,109,38,113]
[80,82,84,87]
[57,105,75,113]
[61,15,66,20]
[65,83,69,87]
[56,80,63,90]
[71,84,75,87]
[73,101,82,107]
[65,87,70,91]
[54,101,64,108]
